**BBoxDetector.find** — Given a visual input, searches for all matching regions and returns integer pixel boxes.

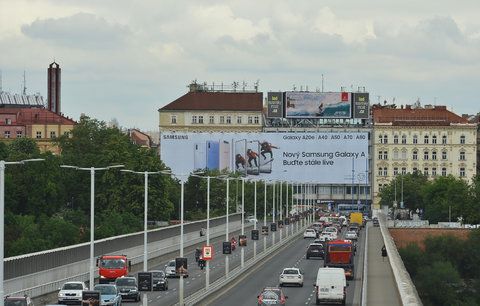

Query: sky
[1,0,479,130]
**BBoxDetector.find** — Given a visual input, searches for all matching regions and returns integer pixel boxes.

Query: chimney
[47,62,61,114]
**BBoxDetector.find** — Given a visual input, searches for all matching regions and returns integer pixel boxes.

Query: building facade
[372,105,477,208]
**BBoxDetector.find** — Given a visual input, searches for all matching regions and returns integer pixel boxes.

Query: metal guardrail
[361,222,369,306]
[180,224,308,306]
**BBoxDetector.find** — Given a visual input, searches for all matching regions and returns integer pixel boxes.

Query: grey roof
[0,91,45,106]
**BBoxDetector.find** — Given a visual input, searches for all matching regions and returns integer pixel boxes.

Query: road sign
[138,272,152,291]
[284,218,290,225]
[175,257,188,276]
[222,241,232,254]
[239,235,247,246]
[262,225,269,235]
[278,220,284,228]
[82,291,100,306]
[251,229,259,240]
[202,245,213,260]
[271,222,277,232]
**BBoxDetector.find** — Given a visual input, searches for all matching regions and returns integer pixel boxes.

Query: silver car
[93,284,122,306]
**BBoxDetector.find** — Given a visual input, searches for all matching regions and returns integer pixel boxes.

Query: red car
[257,287,288,305]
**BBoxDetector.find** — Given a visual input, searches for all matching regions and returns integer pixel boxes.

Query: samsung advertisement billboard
[161,132,368,184]
[285,92,351,118]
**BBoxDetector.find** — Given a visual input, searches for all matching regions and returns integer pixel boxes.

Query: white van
[314,267,347,305]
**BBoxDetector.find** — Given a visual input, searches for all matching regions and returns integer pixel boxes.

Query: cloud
[21,12,129,49]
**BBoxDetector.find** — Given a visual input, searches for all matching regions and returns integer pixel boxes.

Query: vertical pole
[179,181,184,306]
[0,161,5,306]
[254,180,257,258]
[272,182,275,245]
[295,183,299,233]
[365,158,368,212]
[90,167,95,288]
[264,182,267,252]
[279,182,283,241]
[225,178,229,277]
[206,177,210,288]
[285,182,288,238]
[292,184,295,235]
[143,172,148,306]
[352,158,355,207]
[241,178,245,267]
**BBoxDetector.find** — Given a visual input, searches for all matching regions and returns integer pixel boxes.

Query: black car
[115,276,141,302]
[306,243,324,259]
[373,217,379,227]
[152,270,169,291]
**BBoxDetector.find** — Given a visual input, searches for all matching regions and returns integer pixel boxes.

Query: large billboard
[267,92,283,118]
[285,92,351,118]
[352,93,370,119]
[161,132,368,184]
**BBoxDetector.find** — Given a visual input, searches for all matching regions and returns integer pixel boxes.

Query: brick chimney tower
[47,62,61,114]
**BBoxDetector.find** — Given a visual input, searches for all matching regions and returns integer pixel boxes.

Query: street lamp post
[60,164,123,289]
[272,182,276,245]
[264,181,267,251]
[285,181,288,238]
[225,178,230,277]
[279,182,283,241]
[206,176,211,288]
[241,177,245,268]
[179,180,185,305]
[1,158,44,305]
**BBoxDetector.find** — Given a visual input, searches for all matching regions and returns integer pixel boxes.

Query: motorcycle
[231,239,237,251]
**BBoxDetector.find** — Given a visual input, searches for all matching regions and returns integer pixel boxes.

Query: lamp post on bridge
[1,158,44,306]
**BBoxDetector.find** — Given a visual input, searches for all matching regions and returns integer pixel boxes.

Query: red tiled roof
[130,129,151,147]
[0,107,76,125]
[159,91,263,111]
[373,106,469,126]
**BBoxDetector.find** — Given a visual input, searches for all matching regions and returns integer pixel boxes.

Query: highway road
[44,222,306,306]
[205,225,366,306]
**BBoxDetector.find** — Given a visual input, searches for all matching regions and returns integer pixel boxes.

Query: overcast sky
[1,0,479,130]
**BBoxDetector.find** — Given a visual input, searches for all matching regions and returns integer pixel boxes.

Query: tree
[415,261,461,306]
[378,173,429,210]
[398,243,425,278]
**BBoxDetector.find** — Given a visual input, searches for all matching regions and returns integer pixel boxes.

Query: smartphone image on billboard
[234,139,247,176]
[219,140,231,172]
[206,140,220,170]
[194,142,207,170]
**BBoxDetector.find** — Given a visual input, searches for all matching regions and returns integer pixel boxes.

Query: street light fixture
[60,164,124,288]
[0,158,44,306]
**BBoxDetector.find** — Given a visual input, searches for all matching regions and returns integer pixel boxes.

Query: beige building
[158,84,263,133]
[372,105,477,208]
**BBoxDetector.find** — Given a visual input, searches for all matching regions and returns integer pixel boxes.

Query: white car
[303,229,317,239]
[58,281,88,304]
[165,260,177,277]
[345,230,358,240]
[246,215,258,223]
[279,267,304,287]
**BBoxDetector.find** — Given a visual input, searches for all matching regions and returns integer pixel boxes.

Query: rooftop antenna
[293,84,296,91]
[321,74,324,92]
[254,79,259,92]
[22,70,27,95]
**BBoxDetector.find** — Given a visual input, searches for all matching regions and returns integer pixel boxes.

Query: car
[93,284,122,306]
[57,281,88,304]
[311,222,323,233]
[345,230,358,240]
[152,270,169,291]
[165,259,177,277]
[279,268,304,287]
[303,229,317,239]
[4,295,34,306]
[257,287,288,305]
[306,243,325,259]
[373,217,379,227]
[348,224,360,234]
[115,276,141,302]
[246,215,258,223]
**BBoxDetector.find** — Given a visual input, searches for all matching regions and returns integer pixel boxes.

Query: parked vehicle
[97,254,131,284]
[324,240,354,280]
[93,284,122,306]
[257,287,288,305]
[279,267,304,287]
[152,270,169,291]
[314,267,347,305]
[306,243,325,259]
[57,281,87,304]
[115,276,141,302]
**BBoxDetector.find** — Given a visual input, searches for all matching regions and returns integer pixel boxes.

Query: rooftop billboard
[160,132,369,184]
[267,92,283,118]
[285,92,351,118]
[352,93,370,119]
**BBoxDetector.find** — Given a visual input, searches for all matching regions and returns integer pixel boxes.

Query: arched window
[442,135,447,144]
[401,134,407,144]
[383,135,388,144]
[393,135,399,144]
[460,135,466,144]
[432,135,437,144]
[424,135,429,144]
[413,135,418,144]
[413,150,418,160]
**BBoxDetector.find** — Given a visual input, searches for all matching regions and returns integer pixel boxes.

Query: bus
[336,203,368,216]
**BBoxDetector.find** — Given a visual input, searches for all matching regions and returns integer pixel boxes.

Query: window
[413,135,418,144]
[209,116,215,124]
[460,151,465,161]
[383,135,388,144]
[237,116,242,124]
[432,151,437,160]
[36,131,42,139]
[50,131,56,138]
[393,167,398,176]
[394,135,399,144]
[424,135,429,144]
[220,116,225,124]
[424,168,429,176]
[378,168,383,176]
[5,118,11,125]
[198,116,204,124]
[226,116,232,124]
[393,150,399,160]
[4,131,10,138]
[460,135,465,144]
[442,135,447,144]
[378,151,383,160]
[401,167,407,175]
[460,167,465,177]
[16,131,22,138]
[401,134,407,144]
[248,116,253,124]
[424,151,429,160]
[383,167,388,176]
[191,115,197,124]
[442,151,447,160]
[378,134,383,144]
[401,150,407,160]
[171,115,177,124]
[383,151,388,160]
[413,150,418,160]
[254,116,259,124]
[63,131,70,137]
[413,167,418,173]
[432,135,437,144]
[442,167,447,176]
[432,168,437,176]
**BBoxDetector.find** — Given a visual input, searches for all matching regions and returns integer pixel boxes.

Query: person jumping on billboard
[246,149,259,167]
[260,141,279,160]
[235,154,246,170]
[317,103,325,116]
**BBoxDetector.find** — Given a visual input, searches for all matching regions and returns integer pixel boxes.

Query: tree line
[3,116,293,257]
